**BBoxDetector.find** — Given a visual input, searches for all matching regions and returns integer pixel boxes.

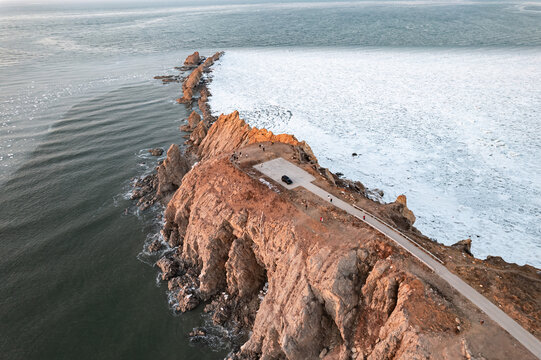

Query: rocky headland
[132,51,541,359]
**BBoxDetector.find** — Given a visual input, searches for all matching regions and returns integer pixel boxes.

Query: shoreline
[130,51,541,359]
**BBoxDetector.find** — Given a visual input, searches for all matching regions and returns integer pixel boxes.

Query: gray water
[1,1,540,359]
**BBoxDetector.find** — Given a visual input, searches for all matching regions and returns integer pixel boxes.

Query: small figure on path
[363,215,365,220]
[320,217,323,222]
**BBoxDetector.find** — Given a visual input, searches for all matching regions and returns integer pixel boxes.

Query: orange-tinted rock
[180,111,201,132]
[201,51,224,69]
[184,51,201,66]
[177,66,203,103]
[189,121,207,146]
[452,238,473,256]
[196,110,316,161]
[160,154,538,360]
[395,194,416,225]
[156,144,191,197]
[148,148,164,156]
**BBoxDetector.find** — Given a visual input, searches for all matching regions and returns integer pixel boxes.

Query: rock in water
[180,111,202,132]
[395,194,416,225]
[156,144,191,197]
[156,257,179,281]
[148,148,164,156]
[184,51,201,66]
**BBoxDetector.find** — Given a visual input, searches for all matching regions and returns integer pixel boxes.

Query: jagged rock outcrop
[196,111,316,162]
[139,52,224,206]
[180,111,202,132]
[184,51,201,66]
[177,51,224,104]
[452,238,473,256]
[189,121,207,146]
[198,86,215,124]
[156,144,191,197]
[148,148,164,156]
[390,194,416,227]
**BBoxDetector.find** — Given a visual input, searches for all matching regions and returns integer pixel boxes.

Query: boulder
[184,51,201,66]
[180,111,202,132]
[189,121,208,146]
[148,148,164,156]
[156,257,179,281]
[176,287,200,312]
[394,195,416,225]
[452,238,473,256]
[147,239,164,253]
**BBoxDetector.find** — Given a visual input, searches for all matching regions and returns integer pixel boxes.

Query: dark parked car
[281,175,293,185]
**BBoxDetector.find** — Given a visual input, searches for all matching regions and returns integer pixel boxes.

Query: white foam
[209,48,541,267]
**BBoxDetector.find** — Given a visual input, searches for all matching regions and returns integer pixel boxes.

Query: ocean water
[1,1,540,359]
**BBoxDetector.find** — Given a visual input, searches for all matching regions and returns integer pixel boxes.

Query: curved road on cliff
[254,157,541,359]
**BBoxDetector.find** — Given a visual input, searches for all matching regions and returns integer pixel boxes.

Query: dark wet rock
[156,257,179,281]
[153,75,183,84]
[167,227,181,248]
[352,152,358,156]
[176,286,200,312]
[452,238,473,256]
[189,328,207,337]
[148,239,164,253]
[212,303,231,325]
[156,144,191,197]
[180,111,202,132]
[154,75,174,80]
[131,189,144,200]
[131,174,158,208]
[148,148,164,156]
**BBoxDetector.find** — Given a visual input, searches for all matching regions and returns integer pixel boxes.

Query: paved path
[254,157,541,359]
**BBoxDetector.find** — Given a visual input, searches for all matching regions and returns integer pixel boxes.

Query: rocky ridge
[133,51,541,359]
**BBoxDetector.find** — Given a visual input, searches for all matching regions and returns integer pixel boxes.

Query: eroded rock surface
[197,111,315,161]
[177,51,223,104]
[184,51,201,66]
[156,144,191,198]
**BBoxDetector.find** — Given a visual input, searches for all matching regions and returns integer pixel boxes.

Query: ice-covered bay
[209,48,541,267]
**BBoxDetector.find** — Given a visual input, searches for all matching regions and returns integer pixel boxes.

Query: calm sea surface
[1,1,540,359]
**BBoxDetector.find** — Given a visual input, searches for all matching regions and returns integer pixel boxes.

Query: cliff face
[162,156,459,359]
[156,144,191,197]
[197,110,315,161]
